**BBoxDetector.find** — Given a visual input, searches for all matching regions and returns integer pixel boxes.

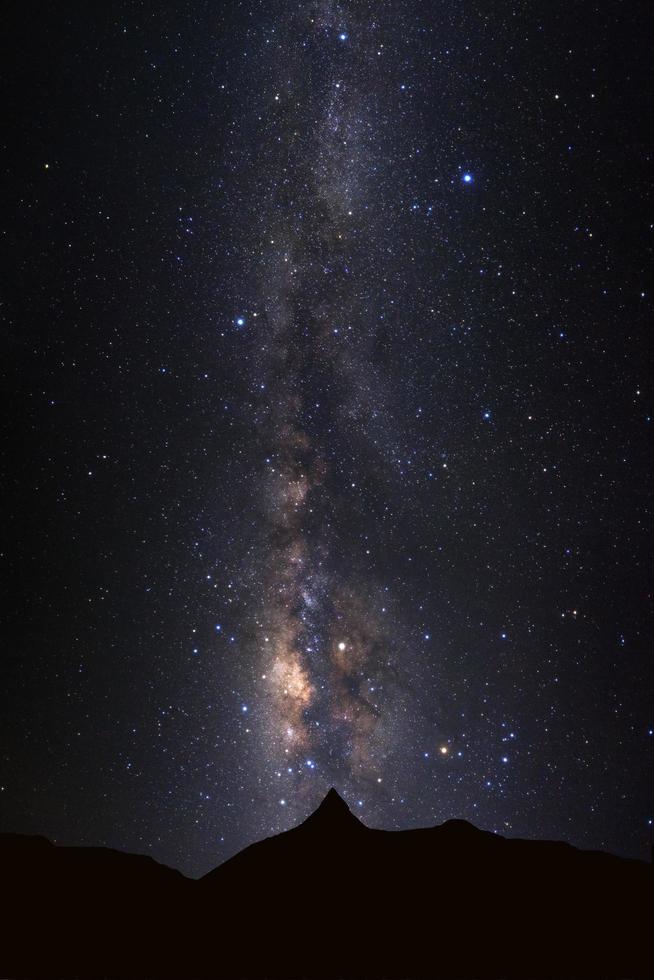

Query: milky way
[2,0,652,875]
[247,4,423,802]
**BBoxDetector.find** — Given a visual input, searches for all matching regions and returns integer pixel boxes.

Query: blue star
[339,32,348,41]
[235,316,245,327]
[462,172,473,184]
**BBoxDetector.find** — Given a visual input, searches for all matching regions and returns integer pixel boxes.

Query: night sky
[3,0,652,878]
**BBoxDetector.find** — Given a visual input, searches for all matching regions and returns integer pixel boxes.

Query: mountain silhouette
[2,790,651,978]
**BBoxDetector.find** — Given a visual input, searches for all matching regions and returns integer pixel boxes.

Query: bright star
[462,172,473,183]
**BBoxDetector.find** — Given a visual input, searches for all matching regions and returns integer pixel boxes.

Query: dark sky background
[2,0,652,878]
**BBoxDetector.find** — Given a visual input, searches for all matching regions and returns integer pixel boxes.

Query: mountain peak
[299,788,364,832]
[318,786,351,813]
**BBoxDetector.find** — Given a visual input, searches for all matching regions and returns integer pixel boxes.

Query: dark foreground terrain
[2,789,651,978]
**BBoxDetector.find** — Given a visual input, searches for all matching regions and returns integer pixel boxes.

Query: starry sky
[2,0,653,877]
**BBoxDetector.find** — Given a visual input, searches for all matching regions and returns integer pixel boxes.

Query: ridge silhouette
[2,790,651,978]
